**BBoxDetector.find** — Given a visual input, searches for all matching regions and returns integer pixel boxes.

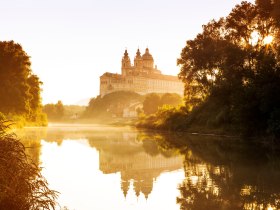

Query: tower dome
[142,48,154,60]
[142,48,154,68]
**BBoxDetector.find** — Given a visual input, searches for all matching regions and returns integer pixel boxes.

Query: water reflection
[88,132,182,199]
[16,126,280,210]
[159,134,280,210]
[16,126,184,210]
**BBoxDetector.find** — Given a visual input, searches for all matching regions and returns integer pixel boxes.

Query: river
[16,124,280,210]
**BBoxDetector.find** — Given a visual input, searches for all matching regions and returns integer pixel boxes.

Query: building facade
[100,48,184,97]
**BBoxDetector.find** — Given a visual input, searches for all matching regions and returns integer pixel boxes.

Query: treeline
[43,100,85,121]
[138,0,280,137]
[0,41,46,126]
[81,91,182,122]
[83,91,143,120]
[41,92,182,123]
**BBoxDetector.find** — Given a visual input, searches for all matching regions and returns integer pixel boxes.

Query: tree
[43,100,65,121]
[143,93,161,115]
[160,93,182,107]
[256,0,280,25]
[27,75,43,121]
[55,100,64,119]
[0,41,45,124]
[84,91,143,119]
[43,104,57,120]
[0,41,31,114]
[177,1,280,136]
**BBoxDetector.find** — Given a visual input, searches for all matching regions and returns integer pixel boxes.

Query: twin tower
[121,48,161,76]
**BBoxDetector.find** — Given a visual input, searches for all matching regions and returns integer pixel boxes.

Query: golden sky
[0,0,254,104]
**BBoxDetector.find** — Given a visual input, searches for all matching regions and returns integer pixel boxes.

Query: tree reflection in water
[156,133,280,210]
[16,127,280,209]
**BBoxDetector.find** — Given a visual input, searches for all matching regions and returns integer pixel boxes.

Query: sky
[0,0,254,105]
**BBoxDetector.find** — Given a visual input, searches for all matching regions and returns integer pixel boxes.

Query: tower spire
[121,48,131,75]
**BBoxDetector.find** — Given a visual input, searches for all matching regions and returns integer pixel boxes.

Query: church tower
[134,49,143,70]
[121,49,131,76]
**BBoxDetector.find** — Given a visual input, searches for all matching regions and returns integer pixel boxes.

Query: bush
[137,106,189,131]
[0,116,58,209]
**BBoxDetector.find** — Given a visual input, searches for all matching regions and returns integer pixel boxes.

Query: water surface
[17,125,184,210]
[17,124,280,210]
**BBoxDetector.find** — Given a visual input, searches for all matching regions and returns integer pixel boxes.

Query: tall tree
[55,100,64,119]
[177,1,280,135]
[0,41,44,123]
[0,41,31,114]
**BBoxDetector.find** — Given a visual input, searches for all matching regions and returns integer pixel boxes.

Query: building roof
[101,71,180,81]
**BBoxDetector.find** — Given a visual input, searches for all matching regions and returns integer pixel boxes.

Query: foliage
[256,0,280,26]
[43,101,65,121]
[43,102,85,122]
[0,41,46,126]
[142,93,183,115]
[84,91,143,120]
[137,106,189,131]
[63,105,85,120]
[0,115,58,209]
[175,1,280,136]
[143,93,161,115]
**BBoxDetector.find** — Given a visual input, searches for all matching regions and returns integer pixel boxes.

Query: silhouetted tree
[177,1,280,136]
[0,41,45,124]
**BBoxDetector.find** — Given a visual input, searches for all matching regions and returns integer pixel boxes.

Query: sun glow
[249,32,274,46]
[249,31,259,46]
[267,205,275,210]
[263,35,274,45]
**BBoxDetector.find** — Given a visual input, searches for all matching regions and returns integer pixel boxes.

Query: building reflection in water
[16,126,280,210]
[88,131,184,199]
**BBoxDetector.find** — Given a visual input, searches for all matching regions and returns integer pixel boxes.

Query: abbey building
[100,48,184,96]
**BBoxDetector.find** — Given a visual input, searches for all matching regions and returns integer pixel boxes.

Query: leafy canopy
[177,1,280,135]
[0,41,45,125]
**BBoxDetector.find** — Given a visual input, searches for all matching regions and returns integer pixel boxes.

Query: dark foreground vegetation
[143,131,280,209]
[0,41,47,127]
[0,115,58,209]
[138,0,280,138]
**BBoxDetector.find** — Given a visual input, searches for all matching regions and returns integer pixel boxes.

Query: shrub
[0,116,58,210]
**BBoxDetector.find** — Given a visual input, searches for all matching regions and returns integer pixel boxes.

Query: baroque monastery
[100,48,184,96]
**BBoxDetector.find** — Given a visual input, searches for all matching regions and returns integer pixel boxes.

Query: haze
[0,0,253,104]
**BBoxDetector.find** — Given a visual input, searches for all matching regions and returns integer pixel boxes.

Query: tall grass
[0,115,58,210]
